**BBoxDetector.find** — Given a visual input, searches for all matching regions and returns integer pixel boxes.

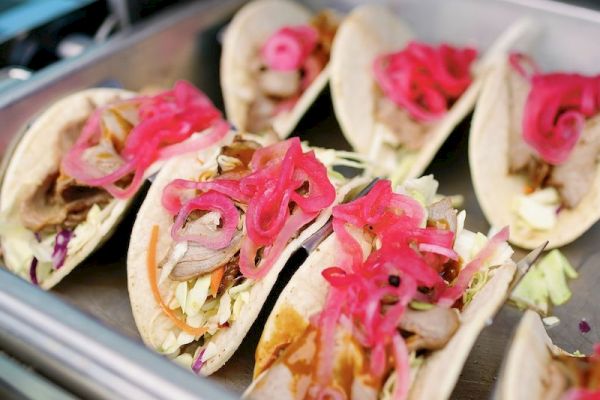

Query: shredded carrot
[524,185,534,194]
[147,225,207,337]
[210,266,226,297]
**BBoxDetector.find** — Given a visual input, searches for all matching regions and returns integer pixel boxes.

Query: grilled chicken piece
[375,95,431,150]
[400,306,460,352]
[427,198,457,232]
[168,212,243,281]
[548,115,600,208]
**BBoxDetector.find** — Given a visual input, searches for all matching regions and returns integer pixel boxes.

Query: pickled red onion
[373,42,477,122]
[240,208,317,280]
[62,81,224,199]
[437,227,509,307]
[171,192,239,250]
[162,179,248,215]
[261,26,318,71]
[510,53,600,165]
[162,137,335,281]
[391,334,410,400]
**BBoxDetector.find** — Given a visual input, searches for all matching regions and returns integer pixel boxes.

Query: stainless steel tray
[1,0,600,398]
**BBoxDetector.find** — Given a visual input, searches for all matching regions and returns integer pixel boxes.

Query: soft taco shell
[0,88,135,289]
[330,5,532,180]
[220,0,330,139]
[469,57,600,249]
[245,231,516,399]
[126,133,367,375]
[494,310,568,400]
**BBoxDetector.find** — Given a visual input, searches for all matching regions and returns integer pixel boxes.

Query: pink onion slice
[61,80,225,199]
[261,26,318,71]
[171,192,239,250]
[510,53,600,165]
[373,42,477,122]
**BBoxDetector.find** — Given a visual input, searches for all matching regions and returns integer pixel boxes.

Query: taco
[245,176,516,400]
[495,310,600,400]
[220,0,338,138]
[329,4,532,182]
[127,133,368,374]
[470,51,600,249]
[0,81,228,289]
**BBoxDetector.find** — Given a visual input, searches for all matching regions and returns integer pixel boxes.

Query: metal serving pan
[1,0,600,398]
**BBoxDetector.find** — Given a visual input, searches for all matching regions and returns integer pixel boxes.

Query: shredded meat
[508,69,534,173]
[218,254,242,295]
[257,69,301,98]
[246,94,278,133]
[375,95,432,150]
[399,306,460,352]
[169,220,243,281]
[427,198,457,232]
[548,115,600,208]
[20,113,115,233]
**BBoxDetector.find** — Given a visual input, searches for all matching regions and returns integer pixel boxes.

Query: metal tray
[2,0,600,398]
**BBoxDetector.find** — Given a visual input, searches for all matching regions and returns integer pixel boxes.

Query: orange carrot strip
[147,225,207,337]
[210,265,225,297]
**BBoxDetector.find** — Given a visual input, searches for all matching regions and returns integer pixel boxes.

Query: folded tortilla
[494,310,571,399]
[330,5,532,181]
[469,54,600,249]
[220,0,331,138]
[127,132,368,374]
[0,88,136,289]
[245,224,516,400]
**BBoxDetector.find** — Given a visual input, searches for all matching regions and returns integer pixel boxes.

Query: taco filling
[250,178,513,399]
[371,43,477,170]
[245,11,338,133]
[506,54,600,231]
[145,136,340,371]
[542,345,600,400]
[2,81,226,287]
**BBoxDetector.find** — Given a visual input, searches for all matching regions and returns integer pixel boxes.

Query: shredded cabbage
[1,202,114,284]
[173,353,194,369]
[184,275,211,317]
[511,249,577,315]
[514,188,560,231]
[402,175,439,207]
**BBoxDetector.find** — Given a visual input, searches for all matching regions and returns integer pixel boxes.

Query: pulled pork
[375,93,433,150]
[20,114,114,233]
[399,306,460,352]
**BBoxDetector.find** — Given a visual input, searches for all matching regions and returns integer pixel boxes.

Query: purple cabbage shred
[52,230,73,270]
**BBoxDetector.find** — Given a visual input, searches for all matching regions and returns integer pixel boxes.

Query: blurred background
[0,0,598,89]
